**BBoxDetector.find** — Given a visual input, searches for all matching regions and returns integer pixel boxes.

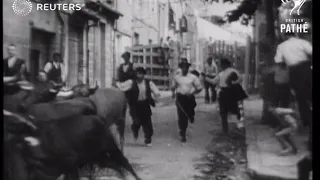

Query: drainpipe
[83,22,89,84]
[84,20,98,85]
[113,0,118,83]
[56,10,69,86]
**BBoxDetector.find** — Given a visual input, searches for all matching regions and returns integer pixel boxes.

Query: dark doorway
[29,49,40,83]
[30,28,55,82]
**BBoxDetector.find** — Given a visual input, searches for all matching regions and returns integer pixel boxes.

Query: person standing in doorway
[3,44,28,94]
[172,61,203,142]
[130,67,161,147]
[202,57,218,104]
[44,53,66,85]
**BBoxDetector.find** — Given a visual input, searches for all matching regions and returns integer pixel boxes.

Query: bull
[4,110,142,180]
[23,88,127,151]
[5,81,127,151]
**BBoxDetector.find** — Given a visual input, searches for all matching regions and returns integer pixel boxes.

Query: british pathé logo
[279,0,309,33]
[12,0,33,16]
[281,0,306,16]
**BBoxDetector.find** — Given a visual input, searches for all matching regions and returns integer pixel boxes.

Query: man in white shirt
[174,58,194,75]
[274,33,312,127]
[44,53,66,84]
[202,57,218,103]
[172,61,203,142]
[130,67,161,147]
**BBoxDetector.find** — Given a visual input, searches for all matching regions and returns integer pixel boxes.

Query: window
[133,33,140,45]
[148,39,152,44]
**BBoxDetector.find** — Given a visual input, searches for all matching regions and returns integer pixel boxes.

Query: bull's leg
[111,152,142,180]
[117,119,126,152]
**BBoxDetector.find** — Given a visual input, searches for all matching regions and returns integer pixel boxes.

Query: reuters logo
[12,0,33,16]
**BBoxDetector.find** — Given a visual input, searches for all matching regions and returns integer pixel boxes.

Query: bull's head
[72,81,99,98]
[88,80,99,94]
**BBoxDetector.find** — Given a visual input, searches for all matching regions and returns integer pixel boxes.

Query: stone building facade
[3,0,122,88]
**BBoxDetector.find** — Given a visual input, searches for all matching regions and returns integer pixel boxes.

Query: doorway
[29,28,55,82]
[29,49,40,82]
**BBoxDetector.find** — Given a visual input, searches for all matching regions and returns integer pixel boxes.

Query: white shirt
[137,80,161,101]
[203,62,218,77]
[172,73,203,95]
[206,67,241,88]
[274,37,312,66]
[44,62,66,81]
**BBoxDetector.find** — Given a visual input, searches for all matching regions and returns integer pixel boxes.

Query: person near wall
[274,32,312,180]
[130,67,161,147]
[44,53,66,85]
[172,61,203,142]
[274,32,312,127]
[202,57,218,104]
[115,51,139,120]
[3,44,28,94]
[205,58,248,133]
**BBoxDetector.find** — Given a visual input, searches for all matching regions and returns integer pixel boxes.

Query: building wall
[3,0,61,69]
[115,0,133,67]
[4,0,118,88]
[132,0,160,45]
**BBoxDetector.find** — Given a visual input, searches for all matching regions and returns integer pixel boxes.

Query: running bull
[4,110,142,180]
[25,88,128,151]
[5,83,127,151]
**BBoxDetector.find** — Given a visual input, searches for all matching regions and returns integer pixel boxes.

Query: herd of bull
[4,82,143,180]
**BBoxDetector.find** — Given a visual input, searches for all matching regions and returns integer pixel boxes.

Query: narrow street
[94,95,251,180]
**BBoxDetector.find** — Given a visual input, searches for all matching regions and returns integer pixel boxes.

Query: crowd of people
[115,50,248,145]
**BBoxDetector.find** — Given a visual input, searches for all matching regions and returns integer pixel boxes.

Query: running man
[172,61,203,142]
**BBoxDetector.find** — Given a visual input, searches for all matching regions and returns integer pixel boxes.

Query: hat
[178,61,191,68]
[121,51,131,59]
[135,67,147,74]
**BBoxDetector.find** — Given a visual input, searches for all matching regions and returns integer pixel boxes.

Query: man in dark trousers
[274,32,312,127]
[130,67,160,147]
[116,51,138,123]
[172,61,203,142]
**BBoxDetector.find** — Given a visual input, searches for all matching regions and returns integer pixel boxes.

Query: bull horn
[3,109,38,130]
[89,81,99,90]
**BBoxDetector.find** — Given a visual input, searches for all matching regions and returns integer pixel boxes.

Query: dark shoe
[190,117,194,124]
[131,126,138,140]
[180,136,186,143]
[144,139,152,144]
